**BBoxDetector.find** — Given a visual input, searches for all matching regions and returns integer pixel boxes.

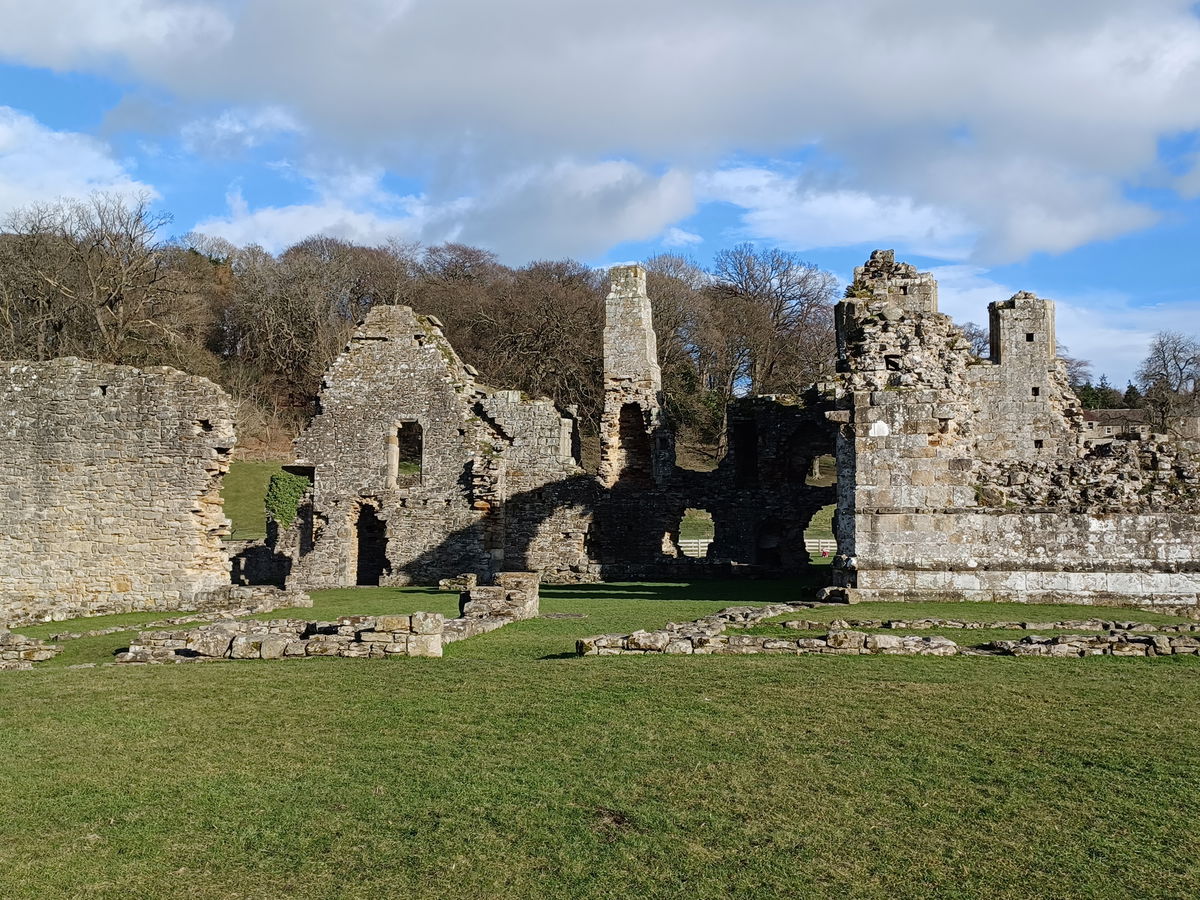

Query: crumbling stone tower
[833,250,1199,608]
[597,264,674,488]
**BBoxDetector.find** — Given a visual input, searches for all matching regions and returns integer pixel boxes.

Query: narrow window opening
[388,421,423,487]
[1031,386,1040,397]
[1025,332,1035,342]
[884,354,902,371]
[615,403,653,486]
[1033,439,1044,449]
[99,384,108,397]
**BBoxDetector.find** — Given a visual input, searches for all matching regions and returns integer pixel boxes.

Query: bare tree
[1136,329,1200,431]
[1055,342,1093,390]
[709,243,838,396]
[959,322,990,359]
[0,192,180,362]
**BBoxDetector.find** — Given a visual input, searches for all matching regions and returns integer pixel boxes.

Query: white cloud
[700,167,975,258]
[662,226,702,248]
[193,158,692,259]
[0,106,156,216]
[181,106,301,156]
[446,161,694,260]
[5,1,1200,260]
[193,180,429,251]
[0,0,230,71]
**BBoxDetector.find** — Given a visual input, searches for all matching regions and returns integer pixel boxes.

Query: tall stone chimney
[597,264,672,487]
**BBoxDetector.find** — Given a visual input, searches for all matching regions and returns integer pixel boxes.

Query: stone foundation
[118,573,541,663]
[0,630,62,671]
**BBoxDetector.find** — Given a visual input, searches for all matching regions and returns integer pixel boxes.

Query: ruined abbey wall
[288,306,583,587]
[834,251,1200,607]
[0,358,235,625]
[279,267,837,589]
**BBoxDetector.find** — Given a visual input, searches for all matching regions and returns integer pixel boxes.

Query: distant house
[1081,408,1152,441]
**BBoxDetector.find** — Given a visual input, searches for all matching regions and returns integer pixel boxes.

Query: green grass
[805,502,835,539]
[679,508,714,540]
[221,460,286,540]
[2,584,1199,898]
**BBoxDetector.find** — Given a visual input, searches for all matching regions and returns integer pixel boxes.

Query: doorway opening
[354,503,391,585]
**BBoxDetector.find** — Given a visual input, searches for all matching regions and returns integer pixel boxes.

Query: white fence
[677,538,837,558]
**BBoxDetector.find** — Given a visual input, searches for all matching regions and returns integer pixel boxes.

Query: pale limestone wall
[597,264,673,488]
[834,251,1200,607]
[0,358,235,625]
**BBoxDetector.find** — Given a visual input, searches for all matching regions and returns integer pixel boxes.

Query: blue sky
[1,1,1199,386]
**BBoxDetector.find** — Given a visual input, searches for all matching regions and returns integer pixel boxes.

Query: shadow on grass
[541,576,830,606]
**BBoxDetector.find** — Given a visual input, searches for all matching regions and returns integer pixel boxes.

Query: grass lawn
[2,584,1199,898]
[221,460,287,541]
[805,502,835,539]
[679,503,836,542]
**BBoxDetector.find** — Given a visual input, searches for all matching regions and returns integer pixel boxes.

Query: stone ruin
[1,250,1197,634]
[831,250,1200,607]
[116,572,541,664]
[0,358,241,626]
[265,249,1198,609]
[262,266,837,589]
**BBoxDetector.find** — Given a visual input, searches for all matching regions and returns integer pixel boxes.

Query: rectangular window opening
[1031,386,1040,397]
[388,421,423,487]
[1025,332,1035,342]
[1033,439,1044,449]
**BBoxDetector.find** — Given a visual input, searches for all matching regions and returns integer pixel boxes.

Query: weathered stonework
[118,573,540,663]
[280,306,582,588]
[832,250,1200,607]
[275,269,836,589]
[0,629,62,670]
[577,605,1200,658]
[0,358,236,626]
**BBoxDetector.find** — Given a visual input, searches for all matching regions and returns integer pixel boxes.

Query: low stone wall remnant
[0,630,63,671]
[772,617,1200,633]
[117,612,447,664]
[118,572,540,663]
[577,602,1200,659]
[985,633,1200,657]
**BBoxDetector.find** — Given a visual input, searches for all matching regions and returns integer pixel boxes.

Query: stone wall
[275,272,837,591]
[577,604,1200,658]
[286,307,581,588]
[0,630,62,671]
[832,251,1200,607]
[117,612,448,663]
[119,572,541,663]
[0,358,236,626]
